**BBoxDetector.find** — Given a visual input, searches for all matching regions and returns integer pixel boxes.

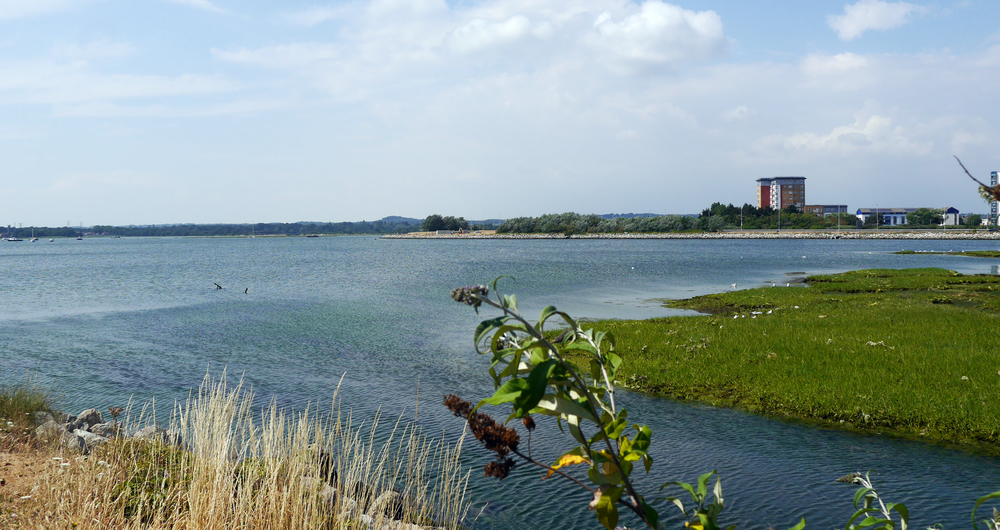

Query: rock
[90,422,121,439]
[74,409,104,430]
[35,420,66,442]
[33,411,54,426]
[60,430,86,453]
[75,429,109,451]
[367,490,404,520]
[131,425,166,441]
[57,412,75,424]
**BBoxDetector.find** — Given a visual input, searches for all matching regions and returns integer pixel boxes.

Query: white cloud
[447,15,551,54]
[0,0,91,19]
[161,0,226,14]
[801,52,868,75]
[752,109,934,158]
[283,6,348,27]
[0,60,238,105]
[723,105,755,121]
[212,43,341,70]
[590,1,724,65]
[827,0,925,41]
[52,39,137,60]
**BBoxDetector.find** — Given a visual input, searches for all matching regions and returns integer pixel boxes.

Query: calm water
[2,236,999,529]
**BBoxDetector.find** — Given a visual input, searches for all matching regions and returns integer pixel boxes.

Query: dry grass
[3,373,469,529]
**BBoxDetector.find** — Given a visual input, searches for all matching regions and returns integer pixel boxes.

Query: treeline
[497,213,697,234]
[491,206,857,234]
[0,220,423,238]
[698,203,857,230]
[0,227,81,238]
[90,221,423,237]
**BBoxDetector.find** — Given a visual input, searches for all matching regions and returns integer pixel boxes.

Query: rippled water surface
[2,236,999,529]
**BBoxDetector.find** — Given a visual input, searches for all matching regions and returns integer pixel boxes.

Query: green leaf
[564,342,598,356]
[662,480,697,501]
[972,492,1000,530]
[640,499,659,529]
[474,317,506,352]
[885,503,908,530]
[533,394,597,423]
[604,417,628,440]
[475,378,530,411]
[788,518,807,530]
[512,360,558,416]
[605,352,623,378]
[852,487,875,510]
[696,470,716,501]
[568,414,587,444]
[503,293,517,311]
[661,496,685,515]
[594,486,623,530]
[537,305,559,327]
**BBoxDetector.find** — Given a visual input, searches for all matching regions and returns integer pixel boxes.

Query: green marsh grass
[596,268,1000,449]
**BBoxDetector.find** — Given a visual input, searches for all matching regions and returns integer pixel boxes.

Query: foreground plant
[447,279,1000,530]
[448,279,732,529]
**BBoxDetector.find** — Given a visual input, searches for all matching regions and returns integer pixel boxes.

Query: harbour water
[2,236,999,529]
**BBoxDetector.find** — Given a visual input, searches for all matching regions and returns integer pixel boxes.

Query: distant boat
[30,227,37,242]
[6,236,22,242]
[76,236,83,240]
[48,239,54,242]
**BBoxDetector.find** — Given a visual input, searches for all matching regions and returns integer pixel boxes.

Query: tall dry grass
[14,373,469,529]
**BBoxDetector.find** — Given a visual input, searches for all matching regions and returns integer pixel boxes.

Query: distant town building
[756,178,772,209]
[856,207,960,226]
[756,176,806,210]
[803,205,848,217]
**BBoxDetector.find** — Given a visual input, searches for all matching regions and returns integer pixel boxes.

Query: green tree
[422,214,446,231]
[905,208,942,226]
[966,214,983,227]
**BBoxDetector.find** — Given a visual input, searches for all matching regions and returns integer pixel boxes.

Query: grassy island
[597,268,1000,452]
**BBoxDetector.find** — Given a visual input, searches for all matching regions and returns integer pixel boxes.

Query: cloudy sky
[1,0,998,225]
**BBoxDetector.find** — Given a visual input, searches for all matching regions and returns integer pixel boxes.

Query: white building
[856,207,960,226]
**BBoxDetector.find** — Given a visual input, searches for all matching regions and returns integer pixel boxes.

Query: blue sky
[1,0,998,225]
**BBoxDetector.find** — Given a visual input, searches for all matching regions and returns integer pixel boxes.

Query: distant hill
[377,216,423,225]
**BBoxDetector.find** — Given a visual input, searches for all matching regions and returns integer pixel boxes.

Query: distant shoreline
[381,229,1000,240]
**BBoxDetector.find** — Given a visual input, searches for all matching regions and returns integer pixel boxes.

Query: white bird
[731,283,737,289]
[787,283,790,287]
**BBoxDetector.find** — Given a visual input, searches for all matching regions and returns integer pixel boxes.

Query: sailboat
[6,226,23,242]
[30,227,38,242]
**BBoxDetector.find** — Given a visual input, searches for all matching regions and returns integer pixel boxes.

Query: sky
[1,0,998,225]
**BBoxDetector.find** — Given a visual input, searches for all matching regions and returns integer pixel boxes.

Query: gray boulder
[131,425,166,441]
[90,422,121,439]
[35,419,66,442]
[74,429,109,451]
[69,409,104,431]
[60,430,86,453]
[367,490,404,520]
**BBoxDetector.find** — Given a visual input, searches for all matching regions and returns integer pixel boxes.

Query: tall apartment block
[756,176,806,210]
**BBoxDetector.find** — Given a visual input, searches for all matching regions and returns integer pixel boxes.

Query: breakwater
[382,230,1000,240]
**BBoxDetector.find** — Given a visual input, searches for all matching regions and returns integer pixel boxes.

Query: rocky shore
[33,408,175,454]
[26,407,436,530]
[382,230,1000,240]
